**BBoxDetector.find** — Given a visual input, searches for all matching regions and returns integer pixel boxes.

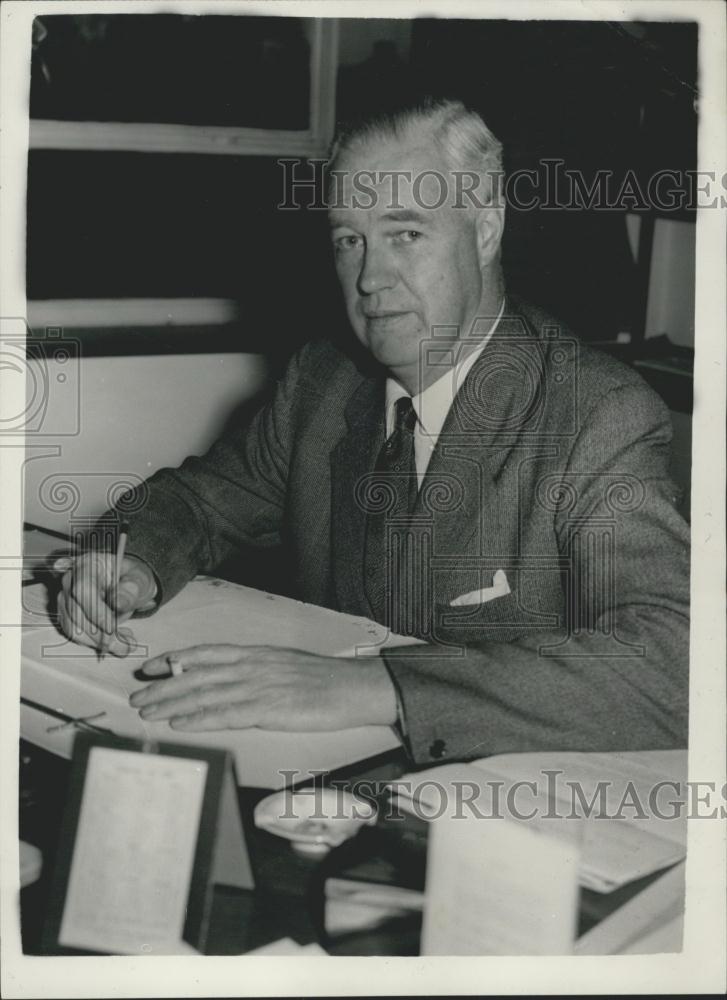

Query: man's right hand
[57,552,158,656]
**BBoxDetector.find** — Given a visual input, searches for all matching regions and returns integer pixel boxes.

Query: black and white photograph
[1,0,724,996]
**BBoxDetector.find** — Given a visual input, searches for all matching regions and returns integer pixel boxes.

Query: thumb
[111,577,141,615]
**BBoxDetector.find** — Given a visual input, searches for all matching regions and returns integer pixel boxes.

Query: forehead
[337,133,446,176]
[328,134,460,227]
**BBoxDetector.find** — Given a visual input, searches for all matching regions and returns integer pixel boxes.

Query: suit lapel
[413,301,544,571]
[330,373,386,617]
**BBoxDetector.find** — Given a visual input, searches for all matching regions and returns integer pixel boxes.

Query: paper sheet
[391,749,687,894]
[575,861,686,955]
[21,578,412,787]
[471,750,687,891]
[58,746,208,955]
[421,810,580,955]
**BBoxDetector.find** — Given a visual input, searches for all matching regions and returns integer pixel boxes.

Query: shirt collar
[385,298,505,439]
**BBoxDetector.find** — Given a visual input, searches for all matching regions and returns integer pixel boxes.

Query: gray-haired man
[58,101,689,764]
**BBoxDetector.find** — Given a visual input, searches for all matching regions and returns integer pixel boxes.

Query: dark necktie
[378,396,418,516]
[363,396,419,626]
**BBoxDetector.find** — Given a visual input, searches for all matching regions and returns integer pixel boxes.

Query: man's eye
[334,235,363,250]
[397,230,422,244]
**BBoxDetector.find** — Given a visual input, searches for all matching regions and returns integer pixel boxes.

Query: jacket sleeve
[382,383,690,763]
[113,348,308,606]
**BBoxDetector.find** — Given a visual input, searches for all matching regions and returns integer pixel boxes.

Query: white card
[421,812,581,955]
[58,746,208,954]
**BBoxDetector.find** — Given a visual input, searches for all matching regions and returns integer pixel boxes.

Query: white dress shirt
[384,299,505,485]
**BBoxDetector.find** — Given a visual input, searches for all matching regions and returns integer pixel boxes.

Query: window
[27,13,339,349]
[30,14,338,156]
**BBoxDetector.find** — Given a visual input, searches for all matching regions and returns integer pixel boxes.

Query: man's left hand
[129,644,398,732]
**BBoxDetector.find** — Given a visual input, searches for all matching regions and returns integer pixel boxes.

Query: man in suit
[58,101,689,764]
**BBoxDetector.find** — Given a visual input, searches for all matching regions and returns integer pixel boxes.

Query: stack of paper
[471,750,687,892]
[575,861,686,955]
[390,748,687,894]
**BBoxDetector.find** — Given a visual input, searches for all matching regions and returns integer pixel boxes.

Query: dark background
[27,16,698,351]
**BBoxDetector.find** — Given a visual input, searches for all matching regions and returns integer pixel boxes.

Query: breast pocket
[432,589,533,644]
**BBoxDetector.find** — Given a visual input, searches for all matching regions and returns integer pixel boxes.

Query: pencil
[98,520,130,661]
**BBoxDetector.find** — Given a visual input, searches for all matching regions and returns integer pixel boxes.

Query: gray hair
[328,99,504,206]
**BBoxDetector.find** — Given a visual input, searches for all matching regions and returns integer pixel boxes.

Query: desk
[19,740,686,957]
[17,527,687,956]
[20,527,408,787]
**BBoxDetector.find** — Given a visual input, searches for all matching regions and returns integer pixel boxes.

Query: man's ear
[475,205,505,268]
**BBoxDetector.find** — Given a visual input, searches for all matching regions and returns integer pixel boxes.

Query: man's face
[329,137,488,393]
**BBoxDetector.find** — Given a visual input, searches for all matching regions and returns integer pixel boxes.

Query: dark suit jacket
[122,298,690,764]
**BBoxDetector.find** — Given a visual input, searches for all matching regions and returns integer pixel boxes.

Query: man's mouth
[363,310,410,321]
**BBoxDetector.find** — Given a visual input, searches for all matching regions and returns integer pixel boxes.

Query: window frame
[29,17,338,158]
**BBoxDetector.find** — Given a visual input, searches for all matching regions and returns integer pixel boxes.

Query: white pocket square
[449,569,510,607]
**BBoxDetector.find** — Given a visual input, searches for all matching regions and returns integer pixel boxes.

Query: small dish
[254,787,378,856]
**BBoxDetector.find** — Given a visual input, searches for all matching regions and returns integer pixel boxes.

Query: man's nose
[357,245,395,296]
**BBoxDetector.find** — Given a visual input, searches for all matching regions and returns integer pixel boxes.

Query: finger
[130,661,254,706]
[57,591,99,649]
[110,576,143,616]
[140,644,258,677]
[61,584,94,633]
[105,625,136,658]
[130,674,199,707]
[109,559,156,616]
[59,588,105,647]
[59,590,135,657]
[75,568,148,643]
[136,681,247,722]
[70,565,116,635]
[169,700,262,732]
